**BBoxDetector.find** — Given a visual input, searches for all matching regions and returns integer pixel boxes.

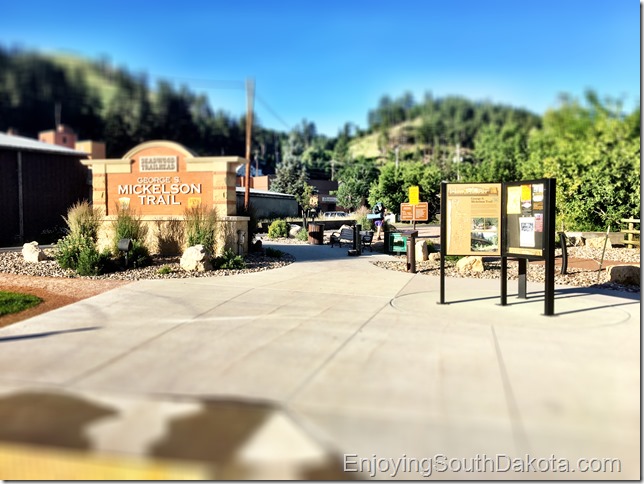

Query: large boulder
[22,241,46,263]
[289,224,302,237]
[180,245,213,272]
[456,256,484,273]
[586,236,612,249]
[607,265,640,286]
[415,240,429,261]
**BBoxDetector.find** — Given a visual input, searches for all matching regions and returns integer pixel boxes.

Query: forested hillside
[0,47,284,165]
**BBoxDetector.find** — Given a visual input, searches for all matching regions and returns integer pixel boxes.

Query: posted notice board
[400,202,429,222]
[444,183,502,256]
[503,179,554,259]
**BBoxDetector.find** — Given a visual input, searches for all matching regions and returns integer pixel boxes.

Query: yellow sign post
[409,186,419,205]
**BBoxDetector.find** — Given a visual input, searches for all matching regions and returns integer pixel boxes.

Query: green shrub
[64,200,102,242]
[110,205,151,269]
[112,205,148,255]
[76,245,111,276]
[296,226,308,241]
[158,265,173,275]
[213,248,246,270]
[129,239,151,268]
[56,201,109,276]
[56,232,111,276]
[265,247,284,258]
[185,205,217,253]
[268,219,289,239]
[55,232,86,270]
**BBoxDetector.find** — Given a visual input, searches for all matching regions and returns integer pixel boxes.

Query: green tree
[335,159,378,211]
[271,131,309,202]
[465,122,528,182]
[104,73,153,156]
[368,161,442,220]
[519,91,640,231]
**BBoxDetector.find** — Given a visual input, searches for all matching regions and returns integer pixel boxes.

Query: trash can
[308,223,325,245]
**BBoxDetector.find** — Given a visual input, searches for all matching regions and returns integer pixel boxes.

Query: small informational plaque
[139,156,178,172]
[400,202,429,221]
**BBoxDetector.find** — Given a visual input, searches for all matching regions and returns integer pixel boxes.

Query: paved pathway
[0,242,639,479]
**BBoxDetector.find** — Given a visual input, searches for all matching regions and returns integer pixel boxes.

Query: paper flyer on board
[519,216,536,247]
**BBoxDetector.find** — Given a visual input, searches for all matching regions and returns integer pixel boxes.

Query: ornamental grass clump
[111,205,151,268]
[184,205,218,254]
[355,206,371,231]
[64,200,102,243]
[55,201,111,275]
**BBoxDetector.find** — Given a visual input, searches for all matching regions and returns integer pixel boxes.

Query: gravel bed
[0,248,294,281]
[372,246,640,293]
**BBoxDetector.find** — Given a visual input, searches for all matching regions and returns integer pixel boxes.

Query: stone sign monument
[82,140,249,255]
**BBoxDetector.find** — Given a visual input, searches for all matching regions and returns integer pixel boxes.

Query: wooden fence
[621,218,640,248]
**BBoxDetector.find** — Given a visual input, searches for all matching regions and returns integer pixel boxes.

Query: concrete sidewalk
[0,242,639,479]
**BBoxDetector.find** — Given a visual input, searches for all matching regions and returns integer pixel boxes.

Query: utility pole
[244,78,255,210]
[254,149,259,178]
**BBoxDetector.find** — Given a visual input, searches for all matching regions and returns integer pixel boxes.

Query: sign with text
[400,202,429,221]
[107,146,213,216]
[139,155,178,172]
[444,183,502,256]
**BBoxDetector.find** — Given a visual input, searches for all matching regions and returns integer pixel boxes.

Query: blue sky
[1,0,639,136]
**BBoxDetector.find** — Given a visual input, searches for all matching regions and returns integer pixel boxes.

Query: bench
[330,228,354,248]
[330,227,374,251]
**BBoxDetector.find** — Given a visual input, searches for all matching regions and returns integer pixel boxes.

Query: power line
[255,94,292,131]
[141,75,294,132]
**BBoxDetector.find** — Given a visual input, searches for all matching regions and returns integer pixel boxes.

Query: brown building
[38,124,77,149]
[236,176,341,214]
[0,132,90,246]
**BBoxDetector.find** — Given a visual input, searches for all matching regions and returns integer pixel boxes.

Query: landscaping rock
[586,236,612,250]
[429,252,441,262]
[415,240,429,261]
[289,224,302,237]
[456,256,484,273]
[180,245,213,272]
[22,241,46,263]
[607,265,640,286]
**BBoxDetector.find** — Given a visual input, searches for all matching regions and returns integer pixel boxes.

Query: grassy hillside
[48,53,121,114]
[348,118,427,163]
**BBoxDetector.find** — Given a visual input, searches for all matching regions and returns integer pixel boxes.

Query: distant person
[373,202,386,240]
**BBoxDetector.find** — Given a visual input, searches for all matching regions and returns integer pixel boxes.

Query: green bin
[389,232,408,254]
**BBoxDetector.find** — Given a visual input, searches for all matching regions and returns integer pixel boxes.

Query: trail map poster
[445,183,502,256]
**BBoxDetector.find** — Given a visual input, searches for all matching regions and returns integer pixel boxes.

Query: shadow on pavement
[0,326,99,343]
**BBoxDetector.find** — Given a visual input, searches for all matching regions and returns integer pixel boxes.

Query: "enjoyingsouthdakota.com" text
[343,453,622,478]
